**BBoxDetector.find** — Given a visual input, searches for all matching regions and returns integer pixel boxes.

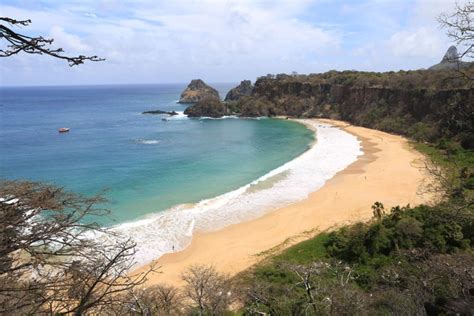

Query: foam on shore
[112,120,363,266]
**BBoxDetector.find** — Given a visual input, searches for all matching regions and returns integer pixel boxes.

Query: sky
[0,0,468,86]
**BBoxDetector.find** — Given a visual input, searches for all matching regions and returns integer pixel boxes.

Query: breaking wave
[112,121,363,266]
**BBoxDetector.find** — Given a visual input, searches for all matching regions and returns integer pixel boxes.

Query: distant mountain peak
[429,46,471,71]
[442,46,459,62]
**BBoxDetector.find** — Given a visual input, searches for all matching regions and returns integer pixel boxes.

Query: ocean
[1,84,362,264]
[0,84,314,225]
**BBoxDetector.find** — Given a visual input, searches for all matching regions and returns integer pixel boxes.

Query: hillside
[238,69,473,147]
[187,67,474,149]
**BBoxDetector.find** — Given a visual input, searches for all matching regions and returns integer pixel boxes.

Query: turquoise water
[0,84,313,225]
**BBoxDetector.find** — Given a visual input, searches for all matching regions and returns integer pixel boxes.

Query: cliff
[184,97,230,118]
[178,79,220,103]
[235,68,474,148]
[180,68,474,148]
[224,80,253,101]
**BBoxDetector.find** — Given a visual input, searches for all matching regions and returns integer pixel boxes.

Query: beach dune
[135,119,432,286]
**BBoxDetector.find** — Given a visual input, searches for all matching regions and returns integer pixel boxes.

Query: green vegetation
[413,141,474,169]
[273,233,329,264]
[238,144,474,315]
[2,2,472,314]
[259,66,474,90]
[414,140,474,201]
[236,66,474,150]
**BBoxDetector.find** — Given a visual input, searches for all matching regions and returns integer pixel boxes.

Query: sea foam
[134,139,161,145]
[112,121,363,266]
[167,111,188,120]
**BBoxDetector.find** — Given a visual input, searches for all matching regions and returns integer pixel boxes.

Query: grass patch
[273,233,329,264]
[413,141,474,168]
[412,141,474,199]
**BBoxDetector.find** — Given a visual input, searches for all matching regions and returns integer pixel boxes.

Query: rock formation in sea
[224,80,253,101]
[142,109,178,115]
[184,97,229,118]
[178,79,220,103]
[429,46,471,70]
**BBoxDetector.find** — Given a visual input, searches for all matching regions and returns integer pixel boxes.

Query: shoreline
[115,118,361,266]
[134,119,432,286]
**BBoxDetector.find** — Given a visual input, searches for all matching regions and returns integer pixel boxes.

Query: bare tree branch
[438,1,474,80]
[0,180,157,314]
[0,16,105,66]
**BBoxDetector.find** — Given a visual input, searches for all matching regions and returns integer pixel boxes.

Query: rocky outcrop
[143,109,178,115]
[225,80,253,101]
[178,79,220,103]
[184,98,229,118]
[429,46,471,70]
[244,77,473,118]
[234,72,474,147]
[179,65,473,148]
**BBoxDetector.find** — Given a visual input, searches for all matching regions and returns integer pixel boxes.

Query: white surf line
[111,120,363,266]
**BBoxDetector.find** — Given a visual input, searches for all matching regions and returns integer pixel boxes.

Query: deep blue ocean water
[0,84,313,225]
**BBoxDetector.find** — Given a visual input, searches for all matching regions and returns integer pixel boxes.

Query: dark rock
[184,97,229,118]
[178,79,220,103]
[429,46,471,70]
[224,80,253,101]
[442,46,459,62]
[233,70,473,145]
[143,110,178,115]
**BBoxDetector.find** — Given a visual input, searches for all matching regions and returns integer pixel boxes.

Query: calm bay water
[0,84,313,225]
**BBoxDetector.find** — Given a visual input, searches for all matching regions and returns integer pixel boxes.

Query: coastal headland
[135,118,433,286]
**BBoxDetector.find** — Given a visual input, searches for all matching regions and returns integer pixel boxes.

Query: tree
[287,262,325,315]
[97,284,184,316]
[181,265,233,315]
[438,1,474,79]
[377,252,474,315]
[418,155,473,211]
[145,284,184,316]
[244,281,297,315]
[0,17,104,66]
[244,261,365,315]
[371,201,385,220]
[0,180,156,314]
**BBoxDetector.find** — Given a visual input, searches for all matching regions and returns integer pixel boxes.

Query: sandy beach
[135,119,432,286]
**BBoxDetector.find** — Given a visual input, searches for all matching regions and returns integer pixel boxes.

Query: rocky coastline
[178,79,220,104]
[224,80,253,101]
[180,62,472,148]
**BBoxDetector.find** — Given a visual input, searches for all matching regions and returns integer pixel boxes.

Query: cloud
[1,0,342,85]
[382,0,464,65]
[0,0,466,85]
[49,26,91,53]
[387,27,444,58]
[413,0,468,23]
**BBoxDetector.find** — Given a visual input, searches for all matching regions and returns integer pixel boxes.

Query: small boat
[58,127,70,133]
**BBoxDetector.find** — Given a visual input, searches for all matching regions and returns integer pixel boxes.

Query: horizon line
[0,82,241,89]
